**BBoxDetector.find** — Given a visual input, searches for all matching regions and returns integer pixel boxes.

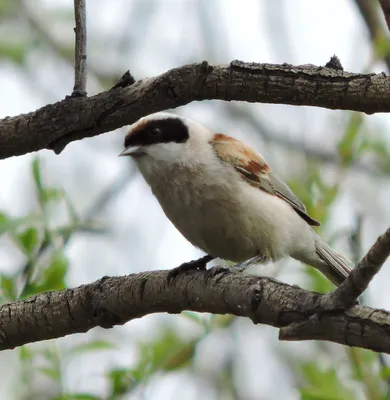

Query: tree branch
[2,59,390,159]
[380,0,390,32]
[321,226,390,309]
[1,225,390,353]
[354,0,390,68]
[71,0,87,97]
[279,225,390,342]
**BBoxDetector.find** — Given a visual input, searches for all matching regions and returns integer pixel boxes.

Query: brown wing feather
[211,134,320,227]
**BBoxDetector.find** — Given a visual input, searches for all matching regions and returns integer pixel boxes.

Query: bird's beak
[119,146,144,157]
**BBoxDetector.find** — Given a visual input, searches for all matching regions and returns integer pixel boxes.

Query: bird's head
[119,112,212,164]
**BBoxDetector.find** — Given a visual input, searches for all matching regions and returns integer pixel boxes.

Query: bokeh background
[1,0,390,399]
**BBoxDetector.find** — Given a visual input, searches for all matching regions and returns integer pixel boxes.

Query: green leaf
[64,193,79,224]
[0,214,43,236]
[21,252,68,298]
[69,340,116,357]
[0,273,17,301]
[181,311,205,327]
[301,388,347,400]
[305,266,334,293]
[41,188,63,204]
[130,329,195,384]
[17,227,38,255]
[374,34,390,60]
[52,394,100,400]
[381,366,390,380]
[0,43,26,64]
[19,345,33,361]
[39,366,60,381]
[40,252,68,290]
[62,395,100,400]
[0,0,11,16]
[0,212,10,234]
[337,113,364,167]
[299,362,354,400]
[32,157,44,202]
[108,368,134,396]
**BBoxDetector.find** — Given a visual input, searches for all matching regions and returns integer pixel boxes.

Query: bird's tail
[313,235,353,286]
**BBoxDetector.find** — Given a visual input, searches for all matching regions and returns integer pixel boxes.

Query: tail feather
[314,237,353,286]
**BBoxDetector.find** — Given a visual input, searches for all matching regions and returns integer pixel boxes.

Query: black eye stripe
[149,127,161,136]
[124,118,189,149]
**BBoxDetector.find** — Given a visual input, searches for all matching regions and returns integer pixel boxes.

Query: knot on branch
[250,284,262,312]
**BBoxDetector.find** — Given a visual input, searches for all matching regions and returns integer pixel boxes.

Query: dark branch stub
[110,70,136,90]
[325,55,344,71]
[193,61,214,98]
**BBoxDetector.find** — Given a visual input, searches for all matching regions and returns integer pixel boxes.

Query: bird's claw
[204,266,231,282]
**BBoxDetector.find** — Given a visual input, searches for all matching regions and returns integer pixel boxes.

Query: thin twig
[17,0,102,80]
[322,226,390,309]
[379,0,390,31]
[279,225,390,341]
[348,215,389,387]
[71,0,87,97]
[354,0,390,70]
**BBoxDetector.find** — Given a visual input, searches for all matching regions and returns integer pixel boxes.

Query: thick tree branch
[71,0,87,98]
[1,226,390,352]
[2,59,390,160]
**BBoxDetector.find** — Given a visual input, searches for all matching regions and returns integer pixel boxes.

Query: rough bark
[0,270,389,353]
[1,60,390,159]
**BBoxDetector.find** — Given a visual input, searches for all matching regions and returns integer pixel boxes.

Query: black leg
[167,254,214,284]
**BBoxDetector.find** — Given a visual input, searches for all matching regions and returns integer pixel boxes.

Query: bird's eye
[149,127,161,137]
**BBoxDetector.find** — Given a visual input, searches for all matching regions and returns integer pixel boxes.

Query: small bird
[120,112,353,286]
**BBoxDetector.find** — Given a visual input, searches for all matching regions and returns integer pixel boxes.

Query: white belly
[142,162,312,262]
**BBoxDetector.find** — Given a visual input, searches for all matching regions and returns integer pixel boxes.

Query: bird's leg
[233,257,259,272]
[204,256,258,281]
[167,254,214,283]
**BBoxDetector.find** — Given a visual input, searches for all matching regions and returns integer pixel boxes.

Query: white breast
[134,153,313,263]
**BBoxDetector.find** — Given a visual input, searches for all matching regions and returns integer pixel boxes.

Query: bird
[119,112,353,286]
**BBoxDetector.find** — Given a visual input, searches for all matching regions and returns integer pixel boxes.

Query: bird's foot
[233,257,258,272]
[167,255,213,284]
[204,261,252,282]
[204,266,231,281]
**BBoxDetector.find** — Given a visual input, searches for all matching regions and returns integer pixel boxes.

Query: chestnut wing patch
[212,134,320,227]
